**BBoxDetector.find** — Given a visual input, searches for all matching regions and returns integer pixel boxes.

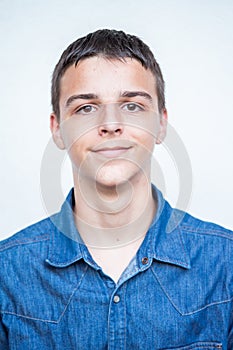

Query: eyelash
[122,103,144,112]
[74,102,145,115]
[75,105,97,114]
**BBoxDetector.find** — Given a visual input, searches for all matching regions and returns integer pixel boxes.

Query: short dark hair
[51,29,165,120]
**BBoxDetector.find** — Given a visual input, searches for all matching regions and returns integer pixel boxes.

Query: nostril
[98,123,124,137]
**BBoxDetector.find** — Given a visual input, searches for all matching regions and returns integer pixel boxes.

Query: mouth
[94,147,132,158]
[92,141,134,158]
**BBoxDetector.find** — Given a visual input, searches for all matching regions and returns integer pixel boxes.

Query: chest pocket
[161,342,222,350]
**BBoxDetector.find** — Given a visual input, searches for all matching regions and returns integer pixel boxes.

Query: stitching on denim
[177,226,190,266]
[0,311,59,324]
[153,227,191,269]
[151,267,233,316]
[46,257,83,268]
[0,234,50,252]
[161,342,222,349]
[123,283,127,350]
[0,264,89,323]
[46,230,82,267]
[56,264,88,323]
[155,257,189,268]
[181,225,233,241]
[46,230,58,263]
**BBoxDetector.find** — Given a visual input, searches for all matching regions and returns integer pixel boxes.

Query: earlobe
[50,113,65,150]
[155,109,168,144]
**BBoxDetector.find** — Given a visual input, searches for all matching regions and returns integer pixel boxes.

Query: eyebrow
[65,90,153,109]
[65,94,98,108]
[121,91,153,102]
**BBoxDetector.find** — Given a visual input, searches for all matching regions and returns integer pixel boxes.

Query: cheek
[124,114,159,144]
[60,116,99,150]
[63,130,96,167]
[128,128,155,152]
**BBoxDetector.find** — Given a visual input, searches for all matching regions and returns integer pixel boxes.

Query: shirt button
[142,257,149,265]
[113,295,120,303]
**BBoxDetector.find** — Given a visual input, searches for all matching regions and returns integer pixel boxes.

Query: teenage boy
[0,29,232,349]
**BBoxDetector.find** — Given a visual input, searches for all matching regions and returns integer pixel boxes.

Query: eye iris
[83,106,92,113]
[128,103,136,111]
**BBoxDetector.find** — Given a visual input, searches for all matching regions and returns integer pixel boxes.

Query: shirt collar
[46,190,84,267]
[46,185,191,270]
[140,185,191,269]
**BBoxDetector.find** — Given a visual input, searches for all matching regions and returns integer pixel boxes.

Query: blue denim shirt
[0,186,232,350]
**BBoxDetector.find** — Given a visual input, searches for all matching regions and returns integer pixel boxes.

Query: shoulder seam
[180,225,233,241]
[0,234,50,252]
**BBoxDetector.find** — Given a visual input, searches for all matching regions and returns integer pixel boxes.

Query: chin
[96,174,129,188]
[95,165,140,189]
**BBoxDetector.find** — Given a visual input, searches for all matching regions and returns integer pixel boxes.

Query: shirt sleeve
[228,299,233,349]
[0,315,9,350]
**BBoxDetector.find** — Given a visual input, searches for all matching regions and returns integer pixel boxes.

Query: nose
[98,123,123,137]
[98,104,124,137]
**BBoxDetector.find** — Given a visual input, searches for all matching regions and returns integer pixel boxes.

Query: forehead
[59,56,157,102]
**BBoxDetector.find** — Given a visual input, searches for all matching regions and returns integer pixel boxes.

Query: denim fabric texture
[0,185,232,349]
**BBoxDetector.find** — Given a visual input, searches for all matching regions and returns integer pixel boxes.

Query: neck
[73,173,156,249]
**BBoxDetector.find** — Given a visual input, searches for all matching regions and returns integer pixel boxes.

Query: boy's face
[50,56,167,187]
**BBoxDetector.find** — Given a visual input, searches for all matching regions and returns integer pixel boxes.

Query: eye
[122,103,144,112]
[75,105,97,115]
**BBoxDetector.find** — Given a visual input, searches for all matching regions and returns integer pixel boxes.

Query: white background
[0,0,232,239]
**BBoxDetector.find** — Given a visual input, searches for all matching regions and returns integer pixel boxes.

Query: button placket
[108,286,126,350]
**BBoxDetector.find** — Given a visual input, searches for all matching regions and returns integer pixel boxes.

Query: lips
[92,141,134,158]
[95,147,131,158]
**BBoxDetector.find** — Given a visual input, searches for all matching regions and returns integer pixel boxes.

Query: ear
[50,113,65,150]
[155,109,168,144]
